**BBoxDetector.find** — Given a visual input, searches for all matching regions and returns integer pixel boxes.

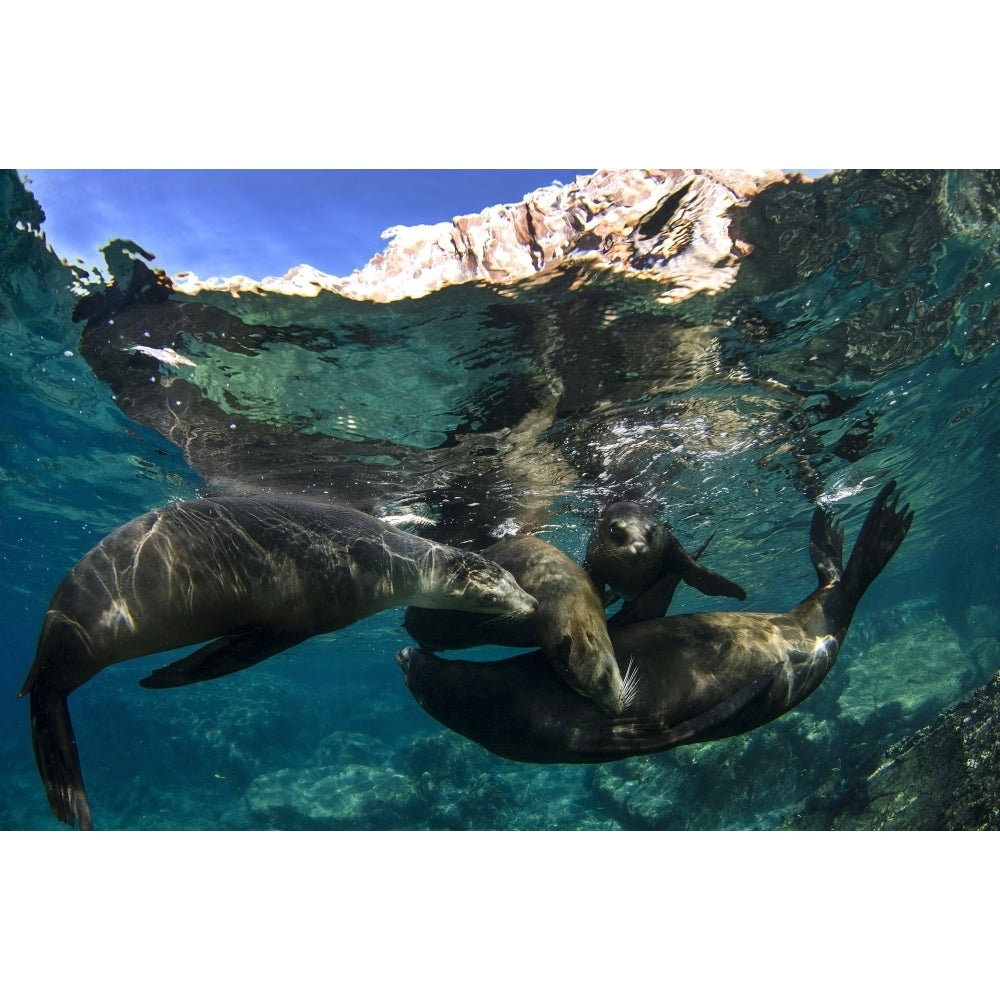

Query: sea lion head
[551,628,639,715]
[586,501,666,600]
[587,500,747,603]
[425,549,539,617]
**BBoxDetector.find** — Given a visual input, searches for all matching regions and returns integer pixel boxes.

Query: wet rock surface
[782,670,1000,830]
[247,763,424,830]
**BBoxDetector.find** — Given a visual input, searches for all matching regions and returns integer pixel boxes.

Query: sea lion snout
[395,645,415,676]
[511,589,539,616]
[552,630,628,715]
[438,557,539,616]
[586,502,666,599]
[395,647,429,707]
[584,655,631,715]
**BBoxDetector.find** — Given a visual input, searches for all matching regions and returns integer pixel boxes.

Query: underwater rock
[392,730,484,785]
[97,773,254,831]
[246,763,423,829]
[178,671,331,785]
[836,613,981,738]
[589,715,844,830]
[966,604,1000,640]
[69,669,331,801]
[392,731,620,830]
[590,756,683,828]
[391,731,520,829]
[969,638,1000,682]
[313,731,389,767]
[782,668,1000,830]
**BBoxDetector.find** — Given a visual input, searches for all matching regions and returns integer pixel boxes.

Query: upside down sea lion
[397,482,913,763]
[19,496,538,830]
[404,536,636,714]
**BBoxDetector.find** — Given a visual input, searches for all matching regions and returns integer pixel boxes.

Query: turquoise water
[3,168,999,830]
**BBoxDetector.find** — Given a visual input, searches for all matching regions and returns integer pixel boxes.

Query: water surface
[3,168,998,830]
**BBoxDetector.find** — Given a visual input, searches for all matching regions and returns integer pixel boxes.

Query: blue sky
[22,169,834,284]
[21,169,593,281]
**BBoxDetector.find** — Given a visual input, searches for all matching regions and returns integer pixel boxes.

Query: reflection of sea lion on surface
[405,536,636,714]
[399,482,913,763]
[20,497,538,830]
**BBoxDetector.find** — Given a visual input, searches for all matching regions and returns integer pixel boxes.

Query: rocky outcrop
[782,669,1000,830]
[171,169,786,303]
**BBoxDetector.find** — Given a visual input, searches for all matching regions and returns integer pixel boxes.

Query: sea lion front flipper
[663,535,747,601]
[601,588,624,609]
[608,575,680,625]
[607,532,718,625]
[138,627,311,689]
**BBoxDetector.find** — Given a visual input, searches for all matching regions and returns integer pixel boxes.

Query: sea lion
[583,501,747,624]
[404,536,635,715]
[398,482,912,763]
[19,496,538,830]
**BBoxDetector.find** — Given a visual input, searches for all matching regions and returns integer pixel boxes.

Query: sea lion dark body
[584,501,746,624]
[398,483,913,764]
[405,536,631,714]
[20,496,538,830]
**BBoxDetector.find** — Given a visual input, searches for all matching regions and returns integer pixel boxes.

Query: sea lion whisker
[449,608,515,640]
[479,607,533,629]
[619,655,641,710]
[405,535,625,715]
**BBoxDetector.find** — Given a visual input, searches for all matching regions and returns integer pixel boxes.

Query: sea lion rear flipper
[26,681,93,830]
[139,627,311,689]
[840,481,914,604]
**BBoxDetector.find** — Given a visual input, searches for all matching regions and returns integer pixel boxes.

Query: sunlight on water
[3,168,1000,830]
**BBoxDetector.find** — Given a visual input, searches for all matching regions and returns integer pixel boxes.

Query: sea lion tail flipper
[841,480,913,604]
[26,681,93,830]
[809,504,845,587]
[139,627,310,689]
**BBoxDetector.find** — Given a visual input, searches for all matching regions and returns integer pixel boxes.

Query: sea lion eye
[608,522,626,540]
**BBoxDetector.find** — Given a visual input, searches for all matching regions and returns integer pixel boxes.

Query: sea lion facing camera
[398,482,912,763]
[19,496,538,830]
[405,535,636,714]
[584,501,747,624]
